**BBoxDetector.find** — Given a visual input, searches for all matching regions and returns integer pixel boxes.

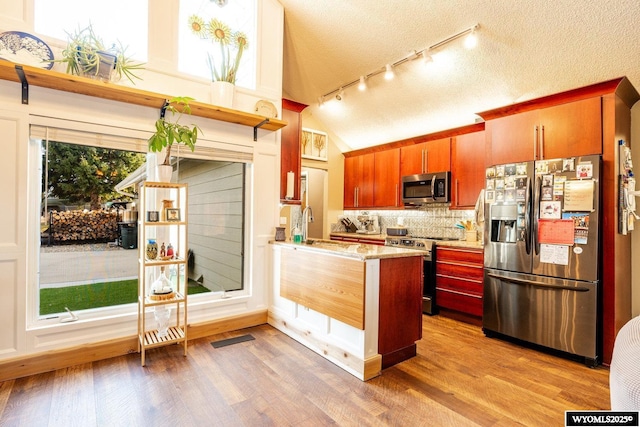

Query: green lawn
[40,279,211,315]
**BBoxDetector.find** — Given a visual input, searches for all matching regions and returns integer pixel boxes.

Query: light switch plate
[279,216,287,225]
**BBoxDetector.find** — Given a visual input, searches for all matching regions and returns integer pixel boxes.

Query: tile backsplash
[335,204,477,240]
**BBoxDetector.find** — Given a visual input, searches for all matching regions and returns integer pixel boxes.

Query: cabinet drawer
[436,246,483,264]
[436,274,483,296]
[436,289,483,317]
[435,261,483,281]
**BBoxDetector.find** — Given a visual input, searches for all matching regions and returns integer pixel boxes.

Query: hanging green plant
[148,97,201,166]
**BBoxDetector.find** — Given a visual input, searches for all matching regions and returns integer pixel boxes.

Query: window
[178,0,257,89]
[34,0,148,61]
[34,129,246,317]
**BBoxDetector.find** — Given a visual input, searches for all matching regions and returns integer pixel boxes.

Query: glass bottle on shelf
[151,266,172,295]
[146,239,158,260]
[154,306,171,338]
[166,243,174,258]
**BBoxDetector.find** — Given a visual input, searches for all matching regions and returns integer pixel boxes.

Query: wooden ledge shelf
[0,61,287,134]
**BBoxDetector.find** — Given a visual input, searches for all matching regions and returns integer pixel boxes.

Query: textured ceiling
[278,0,640,152]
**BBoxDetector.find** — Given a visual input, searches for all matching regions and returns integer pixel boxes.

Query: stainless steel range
[385,236,437,315]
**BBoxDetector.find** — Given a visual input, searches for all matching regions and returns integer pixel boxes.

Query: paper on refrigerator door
[564,180,594,211]
[539,244,569,265]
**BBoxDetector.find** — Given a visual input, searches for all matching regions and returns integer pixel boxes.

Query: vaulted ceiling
[278,0,640,152]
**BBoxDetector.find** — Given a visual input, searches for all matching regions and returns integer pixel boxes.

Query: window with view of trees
[37,139,245,317]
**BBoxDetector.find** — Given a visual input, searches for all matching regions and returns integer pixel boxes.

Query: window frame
[27,119,253,328]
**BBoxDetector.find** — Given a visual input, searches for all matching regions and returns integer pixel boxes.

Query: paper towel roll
[286,171,294,199]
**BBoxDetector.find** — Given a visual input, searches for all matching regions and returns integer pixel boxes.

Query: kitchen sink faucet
[302,206,314,242]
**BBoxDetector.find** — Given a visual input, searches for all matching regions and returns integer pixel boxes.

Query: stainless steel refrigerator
[483,155,601,367]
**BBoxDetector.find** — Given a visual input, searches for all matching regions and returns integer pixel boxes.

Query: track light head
[464,25,478,49]
[358,76,367,91]
[335,88,344,101]
[384,64,394,80]
[422,50,433,65]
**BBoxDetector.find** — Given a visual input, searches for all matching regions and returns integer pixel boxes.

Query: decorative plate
[0,31,54,70]
[255,100,278,118]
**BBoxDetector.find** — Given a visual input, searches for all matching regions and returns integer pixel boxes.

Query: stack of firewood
[48,210,118,243]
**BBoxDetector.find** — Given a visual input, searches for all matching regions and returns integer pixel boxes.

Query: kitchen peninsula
[269,240,424,380]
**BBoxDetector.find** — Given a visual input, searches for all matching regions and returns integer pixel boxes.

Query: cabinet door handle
[455,179,459,205]
[395,183,399,207]
[533,125,538,159]
[354,187,357,207]
[422,150,426,173]
[424,150,429,173]
[540,125,545,159]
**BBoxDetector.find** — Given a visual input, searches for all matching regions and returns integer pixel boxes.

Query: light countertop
[329,232,484,250]
[270,239,425,261]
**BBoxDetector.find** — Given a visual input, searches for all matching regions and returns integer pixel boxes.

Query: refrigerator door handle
[524,176,532,254]
[533,125,538,159]
[533,175,541,255]
[487,272,591,292]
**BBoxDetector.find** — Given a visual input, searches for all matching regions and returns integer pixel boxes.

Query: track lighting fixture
[358,76,367,91]
[384,64,394,80]
[318,96,324,107]
[422,50,433,65]
[464,26,478,49]
[318,24,479,104]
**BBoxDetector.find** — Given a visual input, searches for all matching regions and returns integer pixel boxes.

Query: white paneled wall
[0,0,284,360]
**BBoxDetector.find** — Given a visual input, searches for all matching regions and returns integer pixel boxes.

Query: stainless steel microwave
[401,171,450,206]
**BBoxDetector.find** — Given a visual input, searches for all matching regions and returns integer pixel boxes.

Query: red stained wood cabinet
[451,131,485,209]
[343,153,374,208]
[280,99,307,203]
[400,137,451,176]
[435,246,484,317]
[373,148,400,207]
[484,97,602,166]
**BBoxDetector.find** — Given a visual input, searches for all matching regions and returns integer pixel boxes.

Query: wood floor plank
[49,363,97,427]
[0,315,613,427]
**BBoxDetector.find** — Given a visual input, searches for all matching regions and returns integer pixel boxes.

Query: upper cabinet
[344,149,401,209]
[481,86,611,166]
[374,148,400,208]
[451,131,485,209]
[344,153,374,208]
[400,137,451,176]
[280,99,307,203]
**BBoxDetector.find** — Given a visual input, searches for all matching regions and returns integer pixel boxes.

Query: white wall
[0,0,284,361]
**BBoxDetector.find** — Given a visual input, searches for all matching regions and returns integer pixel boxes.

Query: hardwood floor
[0,314,610,426]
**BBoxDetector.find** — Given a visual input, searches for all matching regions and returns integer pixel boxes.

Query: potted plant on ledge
[188,15,249,107]
[148,97,200,182]
[55,23,145,84]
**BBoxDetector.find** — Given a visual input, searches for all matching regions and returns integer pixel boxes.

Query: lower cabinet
[435,246,483,317]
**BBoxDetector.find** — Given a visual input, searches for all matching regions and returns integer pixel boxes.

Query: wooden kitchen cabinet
[435,246,483,317]
[484,97,602,165]
[280,99,307,203]
[344,153,374,208]
[400,137,451,176]
[451,131,485,209]
[374,148,400,207]
[378,256,423,368]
